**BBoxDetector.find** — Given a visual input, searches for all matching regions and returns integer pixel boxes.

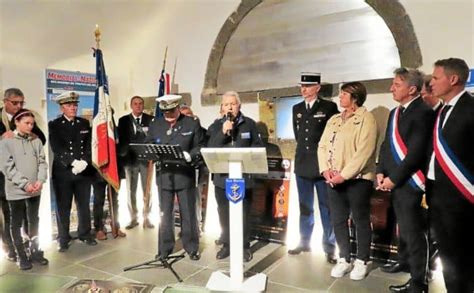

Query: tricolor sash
[388,107,426,192]
[433,105,474,204]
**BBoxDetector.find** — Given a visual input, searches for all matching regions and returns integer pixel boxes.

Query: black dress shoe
[216,247,230,259]
[325,253,337,264]
[381,262,410,273]
[143,219,155,229]
[58,243,69,252]
[189,251,201,261]
[125,220,139,230]
[288,245,311,255]
[389,279,411,292]
[80,238,98,246]
[389,279,428,293]
[244,249,253,262]
[6,250,17,262]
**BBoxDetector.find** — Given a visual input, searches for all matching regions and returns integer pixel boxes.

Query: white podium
[202,147,268,292]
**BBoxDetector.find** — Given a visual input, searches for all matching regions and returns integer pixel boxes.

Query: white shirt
[132,114,143,133]
[306,98,317,110]
[427,90,466,180]
[400,95,419,110]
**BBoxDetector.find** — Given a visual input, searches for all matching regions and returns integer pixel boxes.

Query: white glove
[72,166,80,175]
[75,160,88,173]
[71,159,80,168]
[183,151,192,163]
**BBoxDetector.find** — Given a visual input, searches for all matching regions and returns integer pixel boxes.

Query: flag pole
[144,46,169,222]
[162,46,168,71]
[94,24,118,235]
[94,24,101,49]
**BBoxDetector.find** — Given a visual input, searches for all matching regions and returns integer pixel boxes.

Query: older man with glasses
[1,88,46,262]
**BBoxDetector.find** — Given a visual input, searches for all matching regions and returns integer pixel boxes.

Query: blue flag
[155,69,170,118]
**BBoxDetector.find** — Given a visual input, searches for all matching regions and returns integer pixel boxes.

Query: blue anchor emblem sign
[225,179,245,204]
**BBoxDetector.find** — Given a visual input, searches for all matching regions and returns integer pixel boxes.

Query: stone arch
[201,0,422,106]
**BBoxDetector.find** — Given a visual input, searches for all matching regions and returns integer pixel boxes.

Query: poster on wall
[45,69,97,237]
[250,156,292,243]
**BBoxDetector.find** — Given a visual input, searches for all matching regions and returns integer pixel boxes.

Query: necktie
[136,118,140,125]
[306,103,311,112]
[439,105,452,126]
[397,106,405,122]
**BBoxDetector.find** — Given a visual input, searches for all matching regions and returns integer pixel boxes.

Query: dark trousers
[8,197,40,255]
[93,180,120,231]
[158,187,199,256]
[215,186,252,248]
[0,174,13,251]
[430,180,474,292]
[392,186,428,286]
[53,175,92,245]
[124,162,150,221]
[327,179,372,261]
[295,175,336,253]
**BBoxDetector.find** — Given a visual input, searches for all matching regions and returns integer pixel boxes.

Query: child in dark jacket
[0,109,48,270]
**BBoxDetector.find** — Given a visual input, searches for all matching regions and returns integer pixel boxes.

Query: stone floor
[0,227,448,292]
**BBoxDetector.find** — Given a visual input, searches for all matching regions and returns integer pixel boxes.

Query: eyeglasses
[6,100,26,106]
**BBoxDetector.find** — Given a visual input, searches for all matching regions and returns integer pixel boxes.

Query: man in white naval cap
[146,94,205,261]
[49,91,97,252]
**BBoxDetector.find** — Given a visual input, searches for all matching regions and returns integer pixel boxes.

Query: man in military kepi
[49,91,97,252]
[146,94,204,261]
[290,72,339,264]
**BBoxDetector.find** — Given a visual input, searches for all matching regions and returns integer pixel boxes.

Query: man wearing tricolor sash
[428,58,474,292]
[377,68,435,293]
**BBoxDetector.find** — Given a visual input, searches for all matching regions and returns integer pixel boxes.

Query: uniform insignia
[297,113,302,118]
[181,131,193,136]
[166,129,172,136]
[314,112,326,118]
[80,130,89,134]
[241,132,251,139]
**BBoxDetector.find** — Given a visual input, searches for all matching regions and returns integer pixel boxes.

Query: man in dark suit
[421,75,443,112]
[428,58,474,292]
[49,91,97,252]
[377,68,434,293]
[207,91,263,262]
[118,96,154,229]
[290,72,338,264]
[1,88,46,261]
[146,94,204,261]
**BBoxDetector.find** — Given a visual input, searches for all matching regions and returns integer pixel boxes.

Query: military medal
[297,113,302,118]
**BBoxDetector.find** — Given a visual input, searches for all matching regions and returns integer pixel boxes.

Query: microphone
[225,112,233,136]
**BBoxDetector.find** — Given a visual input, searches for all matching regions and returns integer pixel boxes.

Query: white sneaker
[331,258,353,278]
[350,259,371,280]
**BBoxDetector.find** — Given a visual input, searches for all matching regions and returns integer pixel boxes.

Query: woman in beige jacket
[318,82,377,281]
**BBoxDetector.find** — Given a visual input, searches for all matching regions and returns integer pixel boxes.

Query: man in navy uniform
[1,88,46,261]
[207,91,263,262]
[118,96,155,229]
[49,91,97,252]
[290,72,338,264]
[428,58,474,292]
[146,94,204,261]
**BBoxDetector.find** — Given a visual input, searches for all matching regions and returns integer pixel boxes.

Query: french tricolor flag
[91,48,120,191]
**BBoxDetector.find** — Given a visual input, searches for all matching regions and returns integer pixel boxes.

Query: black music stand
[129,143,185,162]
[123,143,186,282]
